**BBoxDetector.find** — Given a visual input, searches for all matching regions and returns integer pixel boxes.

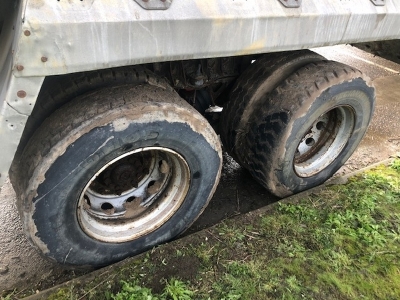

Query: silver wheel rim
[294,106,355,177]
[78,147,190,243]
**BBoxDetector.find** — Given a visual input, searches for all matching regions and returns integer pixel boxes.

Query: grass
[2,159,400,300]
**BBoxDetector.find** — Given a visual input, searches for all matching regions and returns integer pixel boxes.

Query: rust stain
[236,39,267,56]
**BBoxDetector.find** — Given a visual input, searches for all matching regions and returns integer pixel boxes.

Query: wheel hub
[78,147,190,243]
[294,106,355,177]
[90,153,152,196]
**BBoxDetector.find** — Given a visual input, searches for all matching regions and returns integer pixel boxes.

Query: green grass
[2,160,400,300]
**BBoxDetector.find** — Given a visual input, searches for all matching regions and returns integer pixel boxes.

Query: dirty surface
[1,45,400,294]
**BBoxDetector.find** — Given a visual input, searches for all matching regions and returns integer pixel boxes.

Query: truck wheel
[220,50,324,164]
[244,61,375,197]
[14,84,222,266]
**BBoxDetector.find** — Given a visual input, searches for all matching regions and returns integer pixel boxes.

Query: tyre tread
[220,50,325,164]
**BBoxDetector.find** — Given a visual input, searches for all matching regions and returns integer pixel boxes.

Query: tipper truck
[0,0,397,266]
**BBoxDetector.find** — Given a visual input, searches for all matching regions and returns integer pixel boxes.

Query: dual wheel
[14,84,222,266]
[13,51,375,267]
[221,50,375,197]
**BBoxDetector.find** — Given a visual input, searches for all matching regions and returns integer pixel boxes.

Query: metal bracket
[370,0,385,6]
[278,0,301,8]
[134,0,173,10]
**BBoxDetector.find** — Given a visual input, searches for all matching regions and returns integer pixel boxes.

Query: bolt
[24,30,31,36]
[16,65,24,71]
[17,90,27,98]
[41,56,48,62]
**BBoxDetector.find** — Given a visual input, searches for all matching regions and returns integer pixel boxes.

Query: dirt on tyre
[220,50,325,164]
[12,84,222,267]
[243,60,375,197]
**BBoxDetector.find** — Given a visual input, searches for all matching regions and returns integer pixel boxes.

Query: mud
[1,45,400,293]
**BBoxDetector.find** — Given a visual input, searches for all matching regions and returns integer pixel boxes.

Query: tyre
[13,84,222,266]
[243,61,375,197]
[220,50,325,164]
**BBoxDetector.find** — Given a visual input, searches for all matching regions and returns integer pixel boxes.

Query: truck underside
[0,0,398,266]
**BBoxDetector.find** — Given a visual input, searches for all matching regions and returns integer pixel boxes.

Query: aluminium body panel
[0,0,45,187]
[2,0,400,187]
[0,51,45,187]
[15,0,400,77]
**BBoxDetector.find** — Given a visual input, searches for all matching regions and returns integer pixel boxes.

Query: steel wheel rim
[294,106,355,177]
[78,147,190,243]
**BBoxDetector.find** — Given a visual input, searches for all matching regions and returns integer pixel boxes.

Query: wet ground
[1,45,400,293]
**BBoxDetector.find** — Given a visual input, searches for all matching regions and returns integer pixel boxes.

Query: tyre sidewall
[275,78,374,195]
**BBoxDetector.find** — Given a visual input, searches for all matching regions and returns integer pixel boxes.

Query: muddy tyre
[244,61,375,197]
[220,50,325,164]
[13,84,222,266]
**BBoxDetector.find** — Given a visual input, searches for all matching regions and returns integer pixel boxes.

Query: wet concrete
[1,45,400,293]
[313,45,400,80]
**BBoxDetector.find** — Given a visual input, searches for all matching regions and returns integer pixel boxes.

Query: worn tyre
[220,50,325,164]
[244,61,375,197]
[14,84,222,266]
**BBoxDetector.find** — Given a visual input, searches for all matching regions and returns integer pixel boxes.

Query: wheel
[243,61,375,197]
[13,84,222,266]
[220,50,325,164]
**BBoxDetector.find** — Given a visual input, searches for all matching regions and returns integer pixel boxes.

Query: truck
[0,0,396,267]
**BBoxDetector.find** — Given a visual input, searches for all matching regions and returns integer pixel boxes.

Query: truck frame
[0,0,396,266]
